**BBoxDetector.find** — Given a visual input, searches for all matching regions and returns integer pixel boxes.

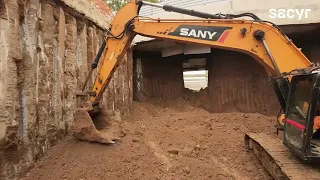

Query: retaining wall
[0,0,132,179]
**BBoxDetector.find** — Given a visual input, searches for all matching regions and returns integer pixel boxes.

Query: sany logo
[167,25,232,42]
[179,28,217,40]
[269,9,311,20]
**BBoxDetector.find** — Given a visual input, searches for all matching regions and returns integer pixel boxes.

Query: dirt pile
[23,98,276,180]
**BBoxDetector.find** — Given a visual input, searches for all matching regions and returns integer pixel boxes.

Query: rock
[182,166,191,174]
[132,137,140,142]
[134,130,143,136]
[246,165,254,172]
[167,148,180,155]
[202,144,209,150]
[123,157,131,163]
[195,144,201,149]
[243,114,249,118]
[182,146,194,155]
[119,130,126,137]
[170,166,179,173]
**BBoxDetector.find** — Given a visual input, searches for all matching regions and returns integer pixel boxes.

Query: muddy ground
[23,96,277,180]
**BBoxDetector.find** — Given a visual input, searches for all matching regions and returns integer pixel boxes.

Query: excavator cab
[284,72,320,162]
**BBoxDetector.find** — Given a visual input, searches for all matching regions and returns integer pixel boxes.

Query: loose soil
[23,97,277,180]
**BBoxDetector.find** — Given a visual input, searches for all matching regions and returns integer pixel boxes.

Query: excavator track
[244,133,320,180]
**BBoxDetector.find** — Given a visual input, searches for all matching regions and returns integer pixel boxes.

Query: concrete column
[64,12,77,127]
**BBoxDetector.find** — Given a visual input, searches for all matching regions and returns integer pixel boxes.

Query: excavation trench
[22,27,320,179]
[24,96,276,180]
[1,0,320,178]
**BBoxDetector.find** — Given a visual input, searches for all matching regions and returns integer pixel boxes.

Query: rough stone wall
[0,0,132,179]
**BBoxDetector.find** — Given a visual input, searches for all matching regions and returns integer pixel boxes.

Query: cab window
[287,79,313,125]
[285,77,313,149]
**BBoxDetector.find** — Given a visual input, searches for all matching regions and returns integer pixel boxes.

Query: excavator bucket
[71,93,124,144]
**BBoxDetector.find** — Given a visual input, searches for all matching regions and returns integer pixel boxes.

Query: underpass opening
[183,70,208,91]
[183,57,209,92]
[133,24,320,116]
[132,46,279,115]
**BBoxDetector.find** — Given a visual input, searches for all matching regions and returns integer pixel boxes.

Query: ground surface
[23,98,277,180]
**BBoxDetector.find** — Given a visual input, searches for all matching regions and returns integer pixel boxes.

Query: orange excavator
[72,0,320,179]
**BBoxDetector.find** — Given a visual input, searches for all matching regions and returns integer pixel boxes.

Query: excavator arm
[89,0,312,105]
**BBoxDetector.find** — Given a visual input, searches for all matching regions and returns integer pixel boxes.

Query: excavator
[72,0,320,179]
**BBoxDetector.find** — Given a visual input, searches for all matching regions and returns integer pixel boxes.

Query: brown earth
[22,97,277,180]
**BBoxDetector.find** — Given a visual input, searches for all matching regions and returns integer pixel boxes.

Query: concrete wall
[134,53,184,101]
[292,29,320,65]
[202,49,279,114]
[0,0,132,179]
